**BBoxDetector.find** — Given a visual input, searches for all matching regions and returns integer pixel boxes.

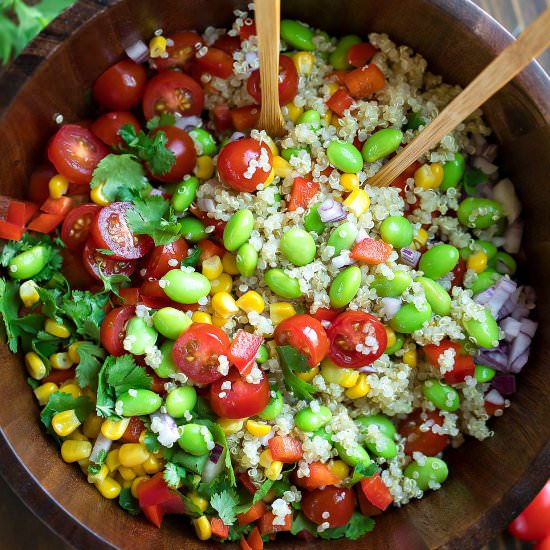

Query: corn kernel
[212,314,228,328]
[25,352,47,380]
[246,420,271,437]
[340,173,360,191]
[19,280,40,307]
[191,311,212,324]
[48,174,69,199]
[82,414,103,439]
[134,464,147,477]
[211,292,239,318]
[195,155,215,180]
[326,82,340,96]
[343,188,371,217]
[321,359,359,388]
[467,250,488,273]
[292,51,315,76]
[269,302,296,324]
[59,383,81,398]
[410,227,428,250]
[209,273,233,295]
[131,475,150,498]
[118,466,137,481]
[149,35,167,58]
[101,417,131,441]
[189,492,209,512]
[202,255,223,280]
[321,110,332,124]
[259,449,273,468]
[90,183,111,206]
[345,373,371,399]
[328,459,350,480]
[403,347,417,368]
[142,455,163,474]
[285,101,303,123]
[33,382,58,406]
[384,326,397,349]
[120,478,133,489]
[61,440,92,463]
[193,516,212,541]
[264,461,283,481]
[217,417,244,435]
[44,318,71,338]
[263,167,275,187]
[67,429,88,441]
[296,365,319,382]
[118,443,150,468]
[88,464,109,484]
[52,409,81,437]
[68,341,88,364]
[105,449,120,473]
[50,352,74,371]
[95,477,121,499]
[236,291,265,314]
[273,155,293,178]
[222,252,240,275]
[414,163,444,190]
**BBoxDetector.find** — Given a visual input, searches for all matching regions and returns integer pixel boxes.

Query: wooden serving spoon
[367,5,550,187]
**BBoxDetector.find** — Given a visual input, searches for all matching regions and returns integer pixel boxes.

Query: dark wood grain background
[0,1,547,548]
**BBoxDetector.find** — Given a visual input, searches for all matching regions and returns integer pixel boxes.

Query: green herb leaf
[291,511,375,540]
[146,113,176,131]
[277,345,316,400]
[210,489,239,525]
[96,248,116,256]
[40,391,93,441]
[463,167,488,195]
[143,430,161,453]
[75,342,106,390]
[88,448,107,475]
[118,487,141,516]
[181,494,203,518]
[97,270,131,298]
[340,511,376,540]
[227,523,253,542]
[163,462,187,488]
[62,290,109,342]
[0,278,24,352]
[348,462,378,486]
[181,246,202,267]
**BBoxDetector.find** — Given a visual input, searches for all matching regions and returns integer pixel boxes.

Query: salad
[0,5,538,547]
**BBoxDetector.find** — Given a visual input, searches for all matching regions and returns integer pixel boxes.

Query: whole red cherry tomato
[61,203,101,251]
[247,54,298,105]
[93,60,147,111]
[193,47,234,79]
[301,486,356,527]
[90,111,141,149]
[509,480,550,542]
[100,305,135,356]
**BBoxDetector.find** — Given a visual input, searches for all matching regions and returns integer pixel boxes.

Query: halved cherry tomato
[82,238,137,281]
[48,125,109,185]
[194,47,234,79]
[188,207,227,239]
[228,330,264,376]
[301,486,355,527]
[268,435,303,463]
[326,88,354,117]
[142,71,205,120]
[90,111,141,149]
[213,34,241,55]
[356,485,384,517]
[292,462,340,490]
[344,64,386,99]
[398,409,449,456]
[358,473,393,511]
[145,238,189,278]
[509,480,550,541]
[217,138,273,193]
[27,163,56,203]
[61,204,101,251]
[154,31,203,72]
[40,196,73,216]
[114,287,140,306]
[209,368,270,418]
[273,314,329,367]
[237,500,267,526]
[137,472,186,528]
[350,237,392,265]
[247,55,298,105]
[258,511,292,534]
[346,42,378,68]
[239,20,256,41]
[121,416,145,443]
[210,517,229,540]
[287,177,320,212]
[100,305,135,356]
[197,239,226,263]
[310,307,341,323]
[327,311,387,368]
[93,60,147,111]
[230,105,260,131]
[148,126,196,183]
[60,248,97,289]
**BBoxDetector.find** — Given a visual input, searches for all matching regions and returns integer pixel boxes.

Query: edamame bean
[385,332,405,354]
[180,217,207,242]
[380,215,413,248]
[280,19,315,50]
[188,128,217,156]
[406,112,426,131]
[404,457,448,490]
[304,203,326,234]
[463,307,499,348]
[329,265,362,308]
[329,35,362,70]
[423,380,460,411]
[356,414,396,438]
[236,243,258,277]
[493,251,517,275]
[295,405,332,432]
[390,302,432,334]
[419,244,459,280]
[470,269,501,295]
[280,228,317,266]
[256,345,269,364]
[371,271,412,297]
[365,433,398,459]
[474,239,498,261]
[116,389,162,416]
[297,109,321,130]
[165,386,197,418]
[223,209,254,251]
[8,245,48,280]
[362,129,403,163]
[124,317,158,355]
[313,427,333,444]
[161,269,211,304]
[152,307,192,340]
[334,442,371,467]
[440,153,465,191]
[281,147,307,161]
[415,277,451,316]
[265,269,302,299]
[327,140,363,173]
[475,364,496,383]
[259,388,283,420]
[178,423,214,456]
[172,176,199,212]
[155,340,177,378]
[457,198,503,229]
[327,221,358,254]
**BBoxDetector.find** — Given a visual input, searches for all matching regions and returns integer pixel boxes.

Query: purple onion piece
[229,131,246,142]
[488,278,517,317]
[508,332,531,366]
[209,443,224,465]
[519,318,538,338]
[511,305,530,320]
[332,254,355,269]
[477,348,509,372]
[474,286,494,306]
[197,198,216,212]
[400,247,420,268]
[510,351,530,373]
[499,316,522,342]
[174,116,203,131]
[484,388,505,406]
[319,198,347,222]
[472,156,498,176]
[490,374,517,395]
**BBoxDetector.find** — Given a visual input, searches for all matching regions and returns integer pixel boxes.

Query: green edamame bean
[329,265,361,308]
[390,302,432,334]
[256,345,269,364]
[362,129,403,163]
[165,386,197,418]
[371,271,412,297]
[281,147,307,162]
[280,228,317,266]
[8,245,48,280]
[295,405,332,432]
[365,433,398,459]
[474,239,498,261]
[124,317,158,355]
[463,307,499,348]
[356,414,397,438]
[152,307,192,340]
[313,427,333,444]
[385,332,405,355]
[116,389,162,416]
[178,423,214,456]
[280,19,315,50]
[329,35,362,70]
[188,128,217,156]
[327,222,358,254]
[155,340,177,378]
[236,243,258,277]
[470,269,501,295]
[415,277,451,316]
[259,388,283,420]
[327,140,363,173]
[223,209,254,251]
[265,269,302,299]
[406,112,426,131]
[180,217,207,242]
[172,177,199,212]
[297,109,321,130]
[419,244,459,280]
[440,153,465,191]
[423,380,460,411]
[334,442,371,467]
[475,364,496,383]
[304,203,326,234]
[404,457,448,490]
[380,215,413,248]
[161,269,211,304]
[457,198,503,229]
[493,251,517,275]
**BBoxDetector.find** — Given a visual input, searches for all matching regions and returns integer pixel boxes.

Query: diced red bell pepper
[310,307,341,323]
[350,237,392,264]
[43,368,76,385]
[6,200,27,227]
[27,213,64,233]
[399,409,449,456]
[292,462,340,490]
[211,517,229,539]
[246,527,264,550]
[356,485,384,516]
[424,340,461,366]
[121,416,145,443]
[445,354,475,384]
[359,473,393,511]
[0,220,25,241]
[137,472,186,528]
[328,70,348,85]
[391,160,421,200]
[238,472,258,495]
[40,196,74,216]
[258,511,292,534]
[22,201,39,224]
[231,105,261,131]
[198,239,226,263]
[344,64,386,99]
[237,500,267,526]
[326,88,354,116]
[213,104,233,133]
[268,435,303,463]
[347,42,378,68]
[229,330,264,376]
[287,177,319,212]
[240,537,253,550]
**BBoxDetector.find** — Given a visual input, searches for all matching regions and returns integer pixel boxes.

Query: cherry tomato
[450,258,467,290]
[148,126,196,183]
[326,311,387,368]
[193,47,234,79]
[90,111,141,149]
[301,486,356,528]
[217,138,273,193]
[310,307,341,324]
[100,305,135,356]
[239,20,256,41]
[398,409,449,456]
[212,104,232,132]
[92,60,146,110]
[61,203,101,251]
[142,71,205,120]
[212,34,241,55]
[82,238,137,281]
[154,31,203,71]
[27,163,56,203]
[60,248,97,290]
[121,416,145,443]
[273,314,329,367]
[91,202,153,260]
[47,125,109,185]
[509,480,550,541]
[172,323,230,384]
[247,54,298,105]
[230,105,260,131]
[145,238,189,278]
[209,368,270,419]
[535,537,550,550]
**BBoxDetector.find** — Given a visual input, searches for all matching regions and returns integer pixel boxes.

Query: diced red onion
[174,116,203,131]
[380,297,401,319]
[208,443,224,464]
[202,445,226,482]
[500,317,521,342]
[400,247,420,268]
[90,433,112,463]
[331,254,355,269]
[472,133,488,155]
[503,220,523,254]
[490,374,516,395]
[474,277,516,318]
[477,347,509,372]
[245,51,258,66]
[485,388,505,406]
[519,317,538,338]
[511,305,530,320]
[125,40,149,63]
[474,286,494,306]
[510,350,530,373]
[472,156,498,176]
[358,365,376,373]
[229,132,246,142]
[150,412,180,447]
[493,178,521,223]
[197,198,216,212]
[508,332,531,366]
[318,198,347,222]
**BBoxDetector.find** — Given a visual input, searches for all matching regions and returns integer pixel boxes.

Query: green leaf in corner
[75,342,105,391]
[40,391,94,441]
[277,345,316,400]
[118,487,141,516]
[347,462,379,487]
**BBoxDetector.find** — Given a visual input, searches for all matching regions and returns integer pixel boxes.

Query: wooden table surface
[0,1,548,549]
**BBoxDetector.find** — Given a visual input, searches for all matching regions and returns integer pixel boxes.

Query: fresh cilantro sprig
[62,290,109,342]
[181,246,201,267]
[210,489,239,525]
[291,511,375,540]
[118,487,141,516]
[75,342,105,391]
[146,113,176,131]
[277,345,316,400]
[163,462,187,489]
[87,448,107,476]
[347,462,379,487]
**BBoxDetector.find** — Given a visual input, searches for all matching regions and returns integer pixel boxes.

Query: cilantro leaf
[348,462,379,487]
[291,511,375,540]
[210,489,239,525]
[181,246,201,267]
[118,487,141,516]
[181,494,204,518]
[0,278,24,352]
[146,113,176,131]
[341,512,375,540]
[32,330,63,365]
[62,290,109,342]
[9,313,45,353]
[227,524,253,542]
[40,391,93,441]
[163,462,187,488]
[97,269,131,298]
[277,345,316,400]
[252,478,274,504]
[143,430,161,453]
[75,342,105,390]
[88,448,107,475]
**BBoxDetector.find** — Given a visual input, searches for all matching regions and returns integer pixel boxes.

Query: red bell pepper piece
[258,511,292,534]
[121,416,145,443]
[287,177,319,212]
[346,42,378,68]
[356,485,384,516]
[0,220,25,241]
[229,330,264,375]
[326,88,354,116]
[424,340,461,366]
[292,462,340,490]
[238,472,258,495]
[237,500,267,526]
[40,196,74,216]
[399,409,449,456]
[359,473,393,511]
[268,435,303,463]
[27,213,65,233]
[344,64,386,99]
[231,105,261,131]
[198,239,226,263]
[246,527,264,550]
[240,537,253,550]
[137,472,186,528]
[509,480,550,542]
[424,340,475,384]
[350,237,392,264]
[194,47,234,79]
[22,201,39,224]
[210,517,229,539]
[6,200,27,227]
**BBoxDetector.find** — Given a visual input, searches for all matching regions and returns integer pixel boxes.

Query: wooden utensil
[254,0,286,136]
[368,5,550,187]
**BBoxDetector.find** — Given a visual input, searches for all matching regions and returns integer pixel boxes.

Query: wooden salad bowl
[0,0,549,548]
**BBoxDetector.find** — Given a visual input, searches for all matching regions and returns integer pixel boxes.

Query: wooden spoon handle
[369,5,550,187]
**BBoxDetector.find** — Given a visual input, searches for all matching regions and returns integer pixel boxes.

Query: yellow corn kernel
[59,383,81,398]
[50,352,74,371]
[259,449,273,468]
[51,409,81,437]
[209,273,233,295]
[413,163,444,190]
[191,311,212,324]
[217,417,244,435]
[67,341,88,364]
[263,167,275,187]
[105,449,120,473]
[410,227,428,250]
[19,280,40,307]
[118,466,137,481]
[193,516,212,541]
[328,459,350,480]
[321,359,359,388]
[132,463,146,476]
[88,464,109,484]
[67,429,88,442]
[467,250,488,274]
[95,477,121,499]
[137,430,148,446]
[296,365,319,382]
[131,476,149,498]
[212,314,228,328]
[321,109,332,124]
[269,302,296,324]
[149,35,167,58]
[285,101,303,123]
[345,373,371,399]
[101,417,131,441]
[25,352,47,380]
[120,479,133,489]
[384,326,397,349]
[222,252,240,275]
[142,455,163,475]
[236,291,265,314]
[33,382,58,406]
[82,414,102,439]
[44,318,71,338]
[273,155,293,178]
[90,183,111,206]
[326,82,340,96]
[246,420,271,437]
[189,492,209,512]
[202,255,223,280]
[195,155,215,180]
[264,461,283,481]
[211,292,239,318]
[340,173,360,192]
[61,440,92,463]
[119,443,149,468]
[343,188,371,217]
[48,174,69,199]
[292,51,315,76]
[402,347,417,368]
